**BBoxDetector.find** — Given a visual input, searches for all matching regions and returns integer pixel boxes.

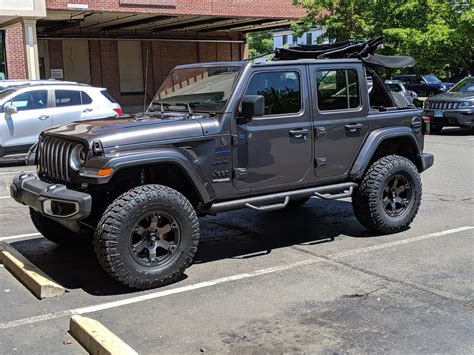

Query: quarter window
[245,71,301,116]
[8,90,47,111]
[316,69,360,111]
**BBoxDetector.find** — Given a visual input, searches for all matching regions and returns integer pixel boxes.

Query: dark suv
[392,74,454,97]
[11,39,434,289]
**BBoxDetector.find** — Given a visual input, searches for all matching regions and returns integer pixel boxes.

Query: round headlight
[70,145,86,171]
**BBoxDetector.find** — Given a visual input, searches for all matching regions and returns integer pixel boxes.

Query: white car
[0,83,122,157]
[0,79,77,91]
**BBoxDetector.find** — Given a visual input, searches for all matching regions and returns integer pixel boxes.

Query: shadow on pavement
[10,199,379,296]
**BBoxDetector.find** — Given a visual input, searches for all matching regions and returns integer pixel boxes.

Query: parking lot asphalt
[0,128,473,354]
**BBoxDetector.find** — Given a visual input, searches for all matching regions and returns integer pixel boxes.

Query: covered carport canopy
[36,11,296,40]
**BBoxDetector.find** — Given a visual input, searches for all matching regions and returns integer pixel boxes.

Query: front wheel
[93,184,199,290]
[352,155,422,234]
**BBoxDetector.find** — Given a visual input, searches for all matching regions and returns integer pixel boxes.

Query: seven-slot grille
[38,136,78,182]
[428,101,460,110]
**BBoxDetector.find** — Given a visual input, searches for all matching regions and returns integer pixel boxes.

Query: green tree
[292,0,474,77]
[248,31,274,58]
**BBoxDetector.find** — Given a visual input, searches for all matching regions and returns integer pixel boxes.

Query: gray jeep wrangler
[11,38,434,289]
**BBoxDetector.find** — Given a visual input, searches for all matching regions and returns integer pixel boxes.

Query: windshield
[449,78,474,93]
[0,88,16,101]
[149,66,241,113]
[422,74,442,84]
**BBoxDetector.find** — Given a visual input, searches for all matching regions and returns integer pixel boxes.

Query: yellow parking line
[70,315,138,355]
[0,242,64,299]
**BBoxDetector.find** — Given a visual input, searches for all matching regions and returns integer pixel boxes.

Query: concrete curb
[70,315,138,355]
[0,242,65,299]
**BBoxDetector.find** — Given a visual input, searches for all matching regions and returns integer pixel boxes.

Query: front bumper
[10,173,92,220]
[425,109,474,127]
[419,153,434,172]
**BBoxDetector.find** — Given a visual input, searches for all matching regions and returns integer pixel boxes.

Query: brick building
[0,0,303,110]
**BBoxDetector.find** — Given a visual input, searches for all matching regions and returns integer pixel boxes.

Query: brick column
[5,22,27,79]
[5,19,40,80]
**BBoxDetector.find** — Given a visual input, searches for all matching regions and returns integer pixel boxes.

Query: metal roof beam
[153,17,228,32]
[102,15,175,31]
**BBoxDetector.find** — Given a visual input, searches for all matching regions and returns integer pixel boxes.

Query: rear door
[0,89,51,149]
[233,66,313,191]
[310,64,369,180]
[51,89,97,127]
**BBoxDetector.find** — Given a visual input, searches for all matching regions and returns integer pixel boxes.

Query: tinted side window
[100,90,117,103]
[8,90,47,111]
[316,69,360,111]
[245,71,301,116]
[55,90,81,107]
[81,91,93,104]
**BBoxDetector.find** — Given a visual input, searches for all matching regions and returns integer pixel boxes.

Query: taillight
[113,107,123,116]
[422,116,430,135]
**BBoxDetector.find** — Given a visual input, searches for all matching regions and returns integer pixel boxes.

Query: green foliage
[292,0,474,77]
[248,31,274,58]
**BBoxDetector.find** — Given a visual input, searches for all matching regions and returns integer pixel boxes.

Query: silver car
[0,83,122,157]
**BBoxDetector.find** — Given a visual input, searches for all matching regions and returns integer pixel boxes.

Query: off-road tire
[93,184,199,290]
[431,124,443,134]
[352,155,422,234]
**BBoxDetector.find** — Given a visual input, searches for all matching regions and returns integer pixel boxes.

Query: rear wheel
[431,124,443,133]
[30,208,91,245]
[352,155,422,234]
[93,184,199,290]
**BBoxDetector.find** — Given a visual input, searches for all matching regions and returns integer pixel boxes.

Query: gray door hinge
[315,127,327,138]
[234,168,248,179]
[315,157,327,167]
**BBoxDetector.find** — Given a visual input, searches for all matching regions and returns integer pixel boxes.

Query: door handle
[38,115,50,120]
[83,108,93,113]
[289,129,310,139]
[345,123,363,132]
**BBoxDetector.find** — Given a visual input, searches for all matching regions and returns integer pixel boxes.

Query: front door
[0,89,51,150]
[233,68,312,191]
[310,66,369,180]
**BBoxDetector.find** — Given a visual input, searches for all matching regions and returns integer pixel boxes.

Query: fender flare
[90,147,215,204]
[350,126,422,180]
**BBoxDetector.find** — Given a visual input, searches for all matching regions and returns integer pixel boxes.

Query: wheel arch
[102,148,215,205]
[350,127,422,180]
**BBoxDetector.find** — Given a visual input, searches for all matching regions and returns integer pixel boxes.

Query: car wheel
[431,124,443,133]
[93,184,199,290]
[30,208,92,245]
[352,155,422,234]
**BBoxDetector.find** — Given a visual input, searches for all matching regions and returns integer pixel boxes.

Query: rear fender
[350,127,422,180]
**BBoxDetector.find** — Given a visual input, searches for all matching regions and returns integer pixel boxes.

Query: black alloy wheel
[129,211,181,268]
[382,174,413,217]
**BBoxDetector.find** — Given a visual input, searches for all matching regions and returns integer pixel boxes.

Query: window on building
[8,90,48,111]
[292,35,298,45]
[245,71,301,116]
[118,41,144,93]
[306,32,313,45]
[316,69,360,111]
[0,31,6,80]
[282,35,288,46]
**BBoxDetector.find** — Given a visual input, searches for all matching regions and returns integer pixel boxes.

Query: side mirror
[4,105,18,116]
[238,95,264,124]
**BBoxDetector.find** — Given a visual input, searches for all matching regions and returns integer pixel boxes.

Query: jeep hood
[44,114,204,148]
[429,92,474,101]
